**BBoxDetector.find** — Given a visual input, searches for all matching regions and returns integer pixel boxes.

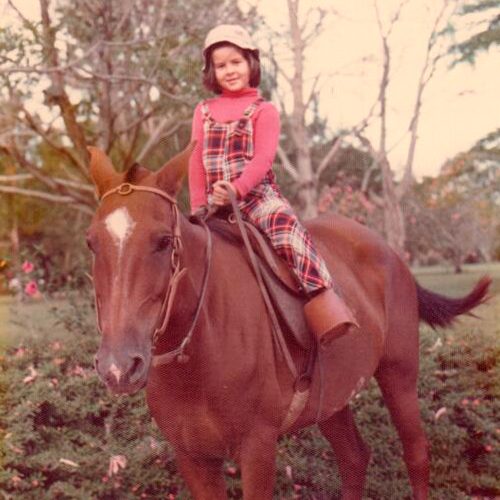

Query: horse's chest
[147,385,240,459]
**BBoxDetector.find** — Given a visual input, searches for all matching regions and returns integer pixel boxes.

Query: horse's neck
[177,217,274,368]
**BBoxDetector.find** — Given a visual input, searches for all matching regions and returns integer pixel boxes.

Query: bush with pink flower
[7,252,48,299]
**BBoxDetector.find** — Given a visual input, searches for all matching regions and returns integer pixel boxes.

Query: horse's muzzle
[95,347,150,395]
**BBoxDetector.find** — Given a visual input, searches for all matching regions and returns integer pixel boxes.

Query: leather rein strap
[217,182,298,379]
[217,182,318,432]
[98,182,212,367]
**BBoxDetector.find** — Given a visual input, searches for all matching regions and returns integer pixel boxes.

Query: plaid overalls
[201,98,333,295]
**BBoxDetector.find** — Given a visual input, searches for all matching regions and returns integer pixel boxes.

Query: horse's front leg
[239,427,278,500]
[175,451,227,500]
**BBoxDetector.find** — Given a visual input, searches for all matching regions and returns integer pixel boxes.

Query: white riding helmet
[203,24,259,68]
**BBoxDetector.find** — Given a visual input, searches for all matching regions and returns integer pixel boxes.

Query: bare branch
[374,0,391,156]
[136,118,190,163]
[315,135,344,179]
[76,67,192,105]
[2,145,93,206]
[305,74,321,110]
[0,185,94,214]
[1,42,103,75]
[22,109,88,177]
[6,0,38,30]
[39,0,89,164]
[0,174,94,193]
[114,1,136,33]
[276,146,299,181]
[302,7,327,45]
[399,0,455,195]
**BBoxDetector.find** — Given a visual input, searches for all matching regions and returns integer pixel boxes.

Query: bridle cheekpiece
[96,182,211,366]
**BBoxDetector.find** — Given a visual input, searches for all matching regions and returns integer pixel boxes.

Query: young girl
[189,24,358,345]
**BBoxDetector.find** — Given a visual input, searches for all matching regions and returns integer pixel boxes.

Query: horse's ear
[157,141,196,195]
[88,147,120,198]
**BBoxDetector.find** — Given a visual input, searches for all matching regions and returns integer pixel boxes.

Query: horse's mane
[124,162,150,184]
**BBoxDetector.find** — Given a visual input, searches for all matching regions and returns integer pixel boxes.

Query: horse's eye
[155,235,172,253]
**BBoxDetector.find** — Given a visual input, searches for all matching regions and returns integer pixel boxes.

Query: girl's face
[212,45,250,93]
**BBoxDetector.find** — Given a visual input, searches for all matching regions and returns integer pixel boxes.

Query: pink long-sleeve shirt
[188,87,280,211]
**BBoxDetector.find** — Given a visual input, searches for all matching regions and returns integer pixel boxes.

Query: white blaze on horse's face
[104,207,136,260]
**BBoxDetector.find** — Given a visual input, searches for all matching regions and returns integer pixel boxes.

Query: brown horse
[87,144,490,500]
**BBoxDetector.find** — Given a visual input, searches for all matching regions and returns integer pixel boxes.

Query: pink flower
[24,280,38,296]
[22,260,34,273]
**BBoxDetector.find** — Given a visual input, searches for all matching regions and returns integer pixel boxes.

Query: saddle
[198,200,318,433]
[206,215,311,350]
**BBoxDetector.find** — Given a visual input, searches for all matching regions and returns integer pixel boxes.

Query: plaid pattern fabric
[201,99,333,294]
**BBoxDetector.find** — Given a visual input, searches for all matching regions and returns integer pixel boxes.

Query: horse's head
[87,143,194,394]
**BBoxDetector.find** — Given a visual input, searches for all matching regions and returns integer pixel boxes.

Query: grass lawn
[413,261,500,296]
[0,293,79,349]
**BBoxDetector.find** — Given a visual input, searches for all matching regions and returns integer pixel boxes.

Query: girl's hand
[212,181,236,206]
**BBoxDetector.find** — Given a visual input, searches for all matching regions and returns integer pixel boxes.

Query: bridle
[96,182,212,367]
[97,182,314,432]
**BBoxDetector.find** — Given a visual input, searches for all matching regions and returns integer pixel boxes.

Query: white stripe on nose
[105,207,136,258]
[109,363,123,384]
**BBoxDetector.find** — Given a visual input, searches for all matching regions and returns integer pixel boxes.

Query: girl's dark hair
[203,42,261,94]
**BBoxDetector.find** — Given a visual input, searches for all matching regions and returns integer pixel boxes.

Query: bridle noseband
[96,182,211,367]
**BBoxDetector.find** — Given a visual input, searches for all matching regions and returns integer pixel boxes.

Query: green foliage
[450,0,500,65]
[406,144,500,267]
[0,0,255,265]
[1,289,499,499]
[0,292,188,499]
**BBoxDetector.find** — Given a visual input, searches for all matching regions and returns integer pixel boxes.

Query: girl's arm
[232,103,281,198]
[188,104,207,212]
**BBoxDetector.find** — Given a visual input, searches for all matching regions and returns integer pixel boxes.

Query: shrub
[1,292,499,499]
[0,292,188,500]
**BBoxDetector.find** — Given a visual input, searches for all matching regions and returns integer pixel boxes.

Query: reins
[98,182,212,367]
[218,183,299,379]
[216,181,318,432]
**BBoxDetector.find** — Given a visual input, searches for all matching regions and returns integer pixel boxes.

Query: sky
[2,0,500,179]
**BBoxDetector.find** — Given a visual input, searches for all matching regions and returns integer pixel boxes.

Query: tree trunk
[287,0,318,219]
[384,195,406,258]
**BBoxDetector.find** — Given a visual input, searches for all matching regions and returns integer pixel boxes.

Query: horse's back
[305,212,417,325]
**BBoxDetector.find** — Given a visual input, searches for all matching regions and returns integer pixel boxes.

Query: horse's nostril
[129,355,145,384]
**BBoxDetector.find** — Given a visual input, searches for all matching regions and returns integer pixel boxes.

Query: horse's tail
[416,276,492,329]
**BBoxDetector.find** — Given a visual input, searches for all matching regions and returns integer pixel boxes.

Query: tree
[258,0,459,258]
[0,0,252,211]
[260,0,351,219]
[0,0,254,269]
[406,144,500,269]
[349,0,460,257]
[447,1,500,173]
